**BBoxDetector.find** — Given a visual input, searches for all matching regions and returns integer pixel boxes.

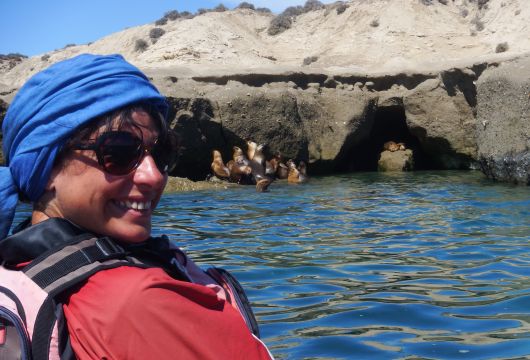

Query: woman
[0,54,272,359]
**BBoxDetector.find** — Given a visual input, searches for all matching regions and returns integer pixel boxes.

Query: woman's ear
[45,167,59,192]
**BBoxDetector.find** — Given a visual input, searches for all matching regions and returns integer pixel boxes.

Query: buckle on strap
[94,237,126,259]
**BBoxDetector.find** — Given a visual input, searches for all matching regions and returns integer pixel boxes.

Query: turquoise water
[13,171,530,359]
[155,171,530,360]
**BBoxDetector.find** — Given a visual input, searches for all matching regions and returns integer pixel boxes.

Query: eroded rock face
[476,56,530,185]
[403,69,481,169]
[158,68,484,180]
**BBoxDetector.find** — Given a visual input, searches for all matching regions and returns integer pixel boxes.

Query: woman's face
[45,109,168,243]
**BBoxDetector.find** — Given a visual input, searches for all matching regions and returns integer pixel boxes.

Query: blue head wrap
[0,53,168,238]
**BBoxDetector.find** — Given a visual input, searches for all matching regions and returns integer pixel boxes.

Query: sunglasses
[72,130,177,175]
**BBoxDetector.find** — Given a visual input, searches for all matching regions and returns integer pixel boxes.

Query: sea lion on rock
[246,140,258,161]
[383,141,400,152]
[276,162,289,180]
[227,146,252,184]
[210,150,230,180]
[287,159,308,184]
[248,142,274,187]
[266,152,281,177]
[298,161,308,182]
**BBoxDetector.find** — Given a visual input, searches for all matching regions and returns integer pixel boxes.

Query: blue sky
[0,0,335,57]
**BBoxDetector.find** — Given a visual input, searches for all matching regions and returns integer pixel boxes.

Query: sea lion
[227,146,252,184]
[266,152,281,177]
[248,143,274,186]
[298,160,308,182]
[276,162,289,180]
[287,159,308,184]
[255,178,272,193]
[397,142,406,151]
[252,143,267,167]
[246,140,258,161]
[210,150,230,180]
[383,141,400,152]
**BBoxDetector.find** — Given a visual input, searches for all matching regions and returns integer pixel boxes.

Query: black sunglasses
[72,130,177,175]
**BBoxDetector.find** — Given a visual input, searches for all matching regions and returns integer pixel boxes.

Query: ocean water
[154,171,530,360]
[12,170,530,359]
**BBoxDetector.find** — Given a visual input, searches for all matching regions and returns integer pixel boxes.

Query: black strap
[31,296,56,360]
[0,285,27,325]
[26,237,126,289]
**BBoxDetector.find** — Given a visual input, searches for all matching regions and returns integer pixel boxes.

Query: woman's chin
[109,224,152,243]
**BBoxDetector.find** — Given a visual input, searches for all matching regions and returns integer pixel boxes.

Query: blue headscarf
[0,53,168,238]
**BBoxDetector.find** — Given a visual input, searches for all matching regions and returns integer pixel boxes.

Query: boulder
[476,56,530,185]
[378,149,414,171]
[403,71,479,169]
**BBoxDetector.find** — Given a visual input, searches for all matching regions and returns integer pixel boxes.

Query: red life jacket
[0,218,269,360]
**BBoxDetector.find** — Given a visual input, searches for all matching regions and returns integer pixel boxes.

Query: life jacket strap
[23,236,128,292]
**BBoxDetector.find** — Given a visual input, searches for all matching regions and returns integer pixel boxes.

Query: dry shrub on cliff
[473,0,490,9]
[268,14,292,36]
[41,54,50,62]
[0,53,27,71]
[179,11,194,19]
[283,5,304,17]
[268,1,326,36]
[495,42,509,53]
[336,3,348,14]
[471,16,485,31]
[135,39,149,52]
[165,10,180,20]
[304,0,325,12]
[0,53,27,61]
[256,7,272,13]
[303,56,319,65]
[214,4,228,12]
[155,17,168,26]
[237,2,255,10]
[370,18,380,27]
[197,8,209,15]
[149,28,166,43]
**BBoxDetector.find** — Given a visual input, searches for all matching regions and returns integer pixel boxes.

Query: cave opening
[338,105,430,172]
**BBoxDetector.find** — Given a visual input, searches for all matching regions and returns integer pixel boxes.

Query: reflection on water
[14,171,530,359]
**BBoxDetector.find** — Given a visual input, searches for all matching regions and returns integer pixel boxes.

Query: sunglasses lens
[152,132,178,173]
[98,132,142,175]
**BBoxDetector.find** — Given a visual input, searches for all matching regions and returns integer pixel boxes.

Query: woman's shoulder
[69,266,224,308]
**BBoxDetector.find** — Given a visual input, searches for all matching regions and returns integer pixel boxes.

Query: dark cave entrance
[337,105,430,172]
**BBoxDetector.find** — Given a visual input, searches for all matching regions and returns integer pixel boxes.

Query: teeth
[117,200,151,210]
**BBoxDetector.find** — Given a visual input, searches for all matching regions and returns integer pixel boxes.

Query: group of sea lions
[210,140,308,192]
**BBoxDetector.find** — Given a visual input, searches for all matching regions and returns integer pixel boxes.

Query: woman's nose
[133,153,166,187]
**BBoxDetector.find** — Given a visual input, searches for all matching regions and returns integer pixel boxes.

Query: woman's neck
[31,209,51,225]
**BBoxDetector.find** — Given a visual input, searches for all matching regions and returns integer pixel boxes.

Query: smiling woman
[0,54,273,360]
